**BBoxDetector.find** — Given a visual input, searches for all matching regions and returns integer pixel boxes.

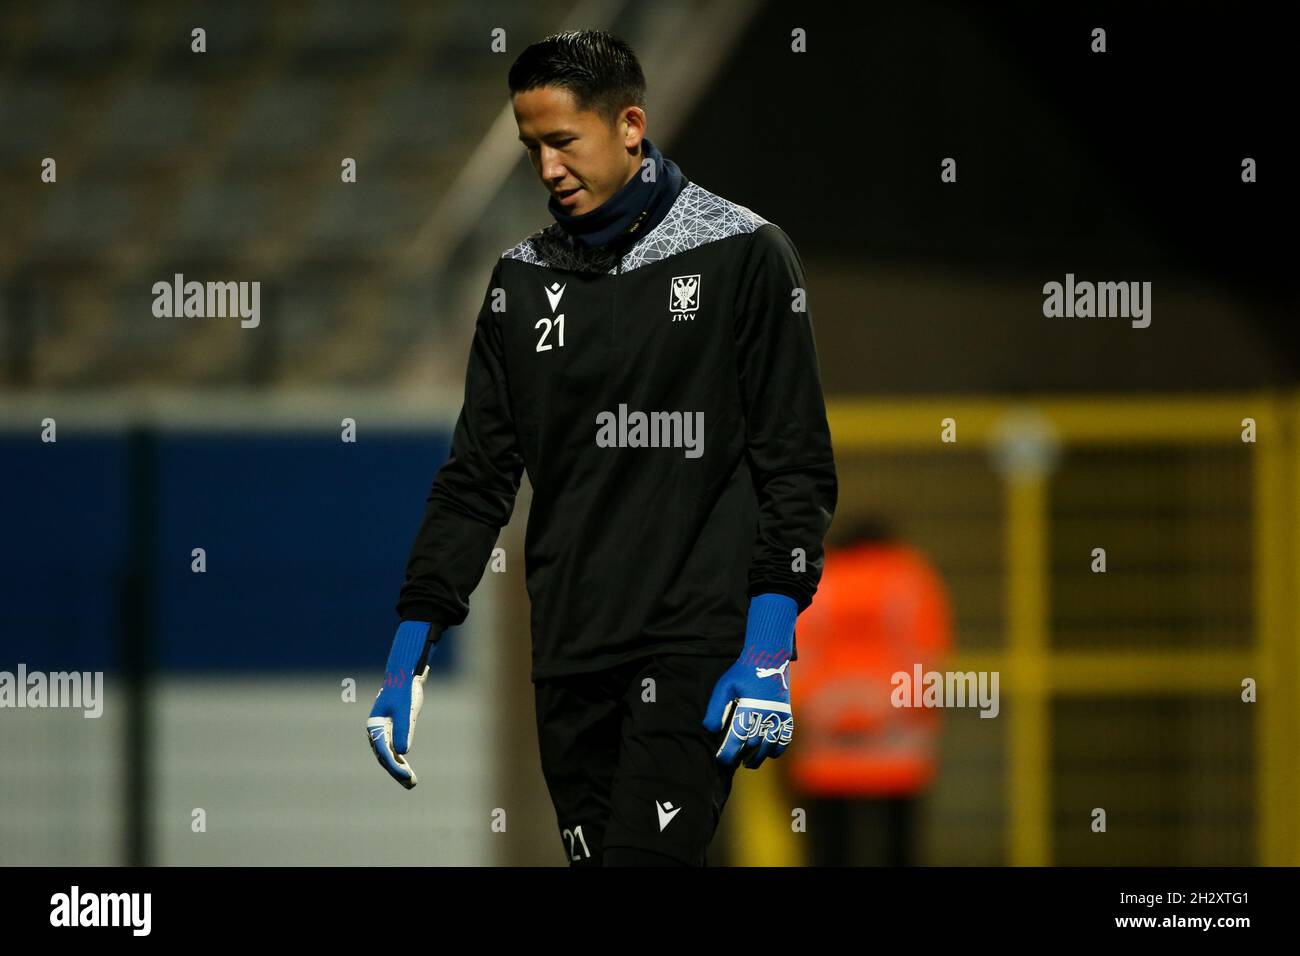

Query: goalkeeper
[367,30,837,867]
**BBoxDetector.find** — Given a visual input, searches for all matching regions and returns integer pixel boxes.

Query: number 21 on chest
[535,314,565,351]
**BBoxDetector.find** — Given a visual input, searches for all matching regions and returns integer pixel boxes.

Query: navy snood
[547,136,686,252]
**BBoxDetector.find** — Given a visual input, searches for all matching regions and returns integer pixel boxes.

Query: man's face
[513,86,643,216]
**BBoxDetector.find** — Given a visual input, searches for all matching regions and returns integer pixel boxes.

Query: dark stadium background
[0,1,1293,866]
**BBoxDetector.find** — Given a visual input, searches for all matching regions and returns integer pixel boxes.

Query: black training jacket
[396,178,838,680]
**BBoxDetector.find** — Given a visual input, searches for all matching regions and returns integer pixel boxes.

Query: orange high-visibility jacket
[789,542,952,797]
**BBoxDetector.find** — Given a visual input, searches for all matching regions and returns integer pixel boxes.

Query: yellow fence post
[1253,393,1293,866]
[1006,470,1049,865]
[991,410,1056,868]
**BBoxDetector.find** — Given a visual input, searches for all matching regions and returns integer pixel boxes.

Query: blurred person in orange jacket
[787,517,952,865]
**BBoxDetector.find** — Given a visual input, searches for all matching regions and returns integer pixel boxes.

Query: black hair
[507,30,646,128]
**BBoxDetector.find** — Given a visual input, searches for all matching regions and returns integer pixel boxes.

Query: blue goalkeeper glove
[703,593,797,770]
[366,620,440,789]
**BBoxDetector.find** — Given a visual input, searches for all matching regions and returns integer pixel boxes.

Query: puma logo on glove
[703,593,799,770]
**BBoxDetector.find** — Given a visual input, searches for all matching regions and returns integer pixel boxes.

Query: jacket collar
[547,136,686,252]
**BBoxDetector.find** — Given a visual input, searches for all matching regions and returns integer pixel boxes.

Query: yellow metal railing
[730,392,1299,866]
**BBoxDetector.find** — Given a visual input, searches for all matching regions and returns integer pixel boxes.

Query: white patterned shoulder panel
[500,182,770,275]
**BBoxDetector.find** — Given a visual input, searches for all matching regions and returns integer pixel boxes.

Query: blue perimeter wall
[0,428,460,675]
